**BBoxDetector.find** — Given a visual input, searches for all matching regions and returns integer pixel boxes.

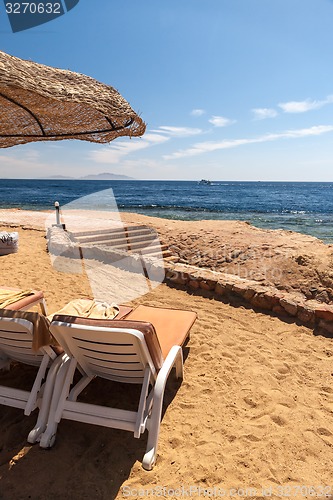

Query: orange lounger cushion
[124,305,197,360]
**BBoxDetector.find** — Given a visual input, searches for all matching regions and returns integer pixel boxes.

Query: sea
[0,179,332,243]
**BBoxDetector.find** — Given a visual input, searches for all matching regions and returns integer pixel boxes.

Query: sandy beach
[0,211,333,499]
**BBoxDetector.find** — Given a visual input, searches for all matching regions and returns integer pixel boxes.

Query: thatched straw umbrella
[0,51,146,148]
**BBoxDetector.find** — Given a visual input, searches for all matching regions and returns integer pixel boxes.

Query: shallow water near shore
[1,179,332,242]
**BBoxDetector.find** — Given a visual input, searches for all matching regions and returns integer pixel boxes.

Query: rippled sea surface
[0,180,332,243]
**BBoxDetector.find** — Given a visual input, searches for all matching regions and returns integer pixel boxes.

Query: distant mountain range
[44,173,135,180]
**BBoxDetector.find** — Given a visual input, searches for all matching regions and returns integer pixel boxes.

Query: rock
[295,255,309,266]
[280,298,298,316]
[313,304,333,322]
[243,288,256,301]
[188,280,200,289]
[215,282,226,296]
[318,319,333,335]
[169,274,188,285]
[272,304,287,316]
[297,304,316,325]
[165,269,174,279]
[263,290,283,306]
[276,284,286,290]
[162,260,331,331]
[315,290,330,303]
[224,282,235,291]
[301,287,313,300]
[231,250,242,259]
[250,293,272,310]
[232,283,250,297]
[199,279,217,291]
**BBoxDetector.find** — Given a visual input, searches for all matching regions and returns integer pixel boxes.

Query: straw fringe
[0,51,146,147]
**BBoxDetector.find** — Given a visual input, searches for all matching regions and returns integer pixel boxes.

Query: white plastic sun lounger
[0,312,63,443]
[40,305,196,470]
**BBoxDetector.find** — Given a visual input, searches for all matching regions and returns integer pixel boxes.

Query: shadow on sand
[0,359,187,499]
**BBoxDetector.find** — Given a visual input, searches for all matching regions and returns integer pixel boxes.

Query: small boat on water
[198,179,212,185]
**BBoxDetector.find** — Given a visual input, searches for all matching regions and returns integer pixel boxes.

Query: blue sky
[1,0,333,180]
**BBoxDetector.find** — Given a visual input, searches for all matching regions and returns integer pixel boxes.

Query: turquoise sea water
[0,180,332,243]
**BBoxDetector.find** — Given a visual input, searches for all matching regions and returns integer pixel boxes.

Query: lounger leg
[24,354,50,416]
[27,355,65,443]
[174,349,184,380]
[68,374,93,402]
[39,355,74,449]
[143,346,183,471]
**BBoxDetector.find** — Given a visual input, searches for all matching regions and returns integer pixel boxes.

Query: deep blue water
[0,179,332,243]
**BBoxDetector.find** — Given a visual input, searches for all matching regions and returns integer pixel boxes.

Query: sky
[1,0,333,181]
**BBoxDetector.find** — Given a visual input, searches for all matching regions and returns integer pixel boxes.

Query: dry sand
[0,213,333,499]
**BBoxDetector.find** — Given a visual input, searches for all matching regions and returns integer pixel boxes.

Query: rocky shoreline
[164,261,333,336]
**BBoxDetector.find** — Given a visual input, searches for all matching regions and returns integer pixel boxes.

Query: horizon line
[1,178,332,183]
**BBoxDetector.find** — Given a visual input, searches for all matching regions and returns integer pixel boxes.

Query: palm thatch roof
[0,51,146,148]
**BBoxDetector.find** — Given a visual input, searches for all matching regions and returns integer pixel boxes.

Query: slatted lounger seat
[40,305,197,470]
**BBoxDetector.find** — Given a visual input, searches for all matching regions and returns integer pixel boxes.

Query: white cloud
[208,115,235,127]
[163,125,333,160]
[154,126,203,137]
[279,100,322,113]
[191,109,205,116]
[90,125,203,164]
[279,95,333,113]
[142,133,170,143]
[252,108,278,120]
[90,133,169,164]
[90,125,205,164]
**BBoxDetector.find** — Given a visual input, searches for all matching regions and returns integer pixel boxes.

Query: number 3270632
[5,3,62,14]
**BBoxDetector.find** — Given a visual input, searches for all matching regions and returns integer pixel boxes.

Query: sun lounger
[0,287,47,315]
[0,310,65,443]
[40,305,197,470]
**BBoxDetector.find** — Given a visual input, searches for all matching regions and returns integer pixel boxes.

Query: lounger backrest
[50,316,164,384]
[0,316,44,366]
